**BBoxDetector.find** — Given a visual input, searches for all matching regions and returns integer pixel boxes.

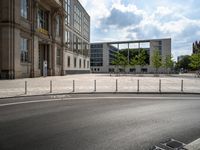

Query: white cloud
[79,0,200,59]
[79,0,110,27]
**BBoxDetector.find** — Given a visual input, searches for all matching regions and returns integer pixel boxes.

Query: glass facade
[83,16,90,40]
[65,0,71,26]
[90,44,103,67]
[74,5,82,33]
[108,45,118,65]
[64,0,90,60]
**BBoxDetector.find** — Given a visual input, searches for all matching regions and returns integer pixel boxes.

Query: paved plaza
[0,74,200,98]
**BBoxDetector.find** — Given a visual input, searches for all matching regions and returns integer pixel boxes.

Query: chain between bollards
[72,80,75,92]
[50,80,52,93]
[25,81,27,95]
[181,80,184,92]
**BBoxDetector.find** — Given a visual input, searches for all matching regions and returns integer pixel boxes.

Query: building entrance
[39,44,50,76]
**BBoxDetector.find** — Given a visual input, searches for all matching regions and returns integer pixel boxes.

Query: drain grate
[166,140,184,148]
[151,138,188,150]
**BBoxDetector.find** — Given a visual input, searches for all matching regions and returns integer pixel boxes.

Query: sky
[79,0,200,60]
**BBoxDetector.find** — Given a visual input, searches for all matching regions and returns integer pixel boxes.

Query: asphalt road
[0,94,200,150]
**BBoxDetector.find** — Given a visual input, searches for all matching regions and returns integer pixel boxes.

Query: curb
[1,92,200,100]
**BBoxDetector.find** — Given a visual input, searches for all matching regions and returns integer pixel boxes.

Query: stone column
[48,44,53,76]
[61,13,65,76]
[30,0,39,78]
[51,43,56,76]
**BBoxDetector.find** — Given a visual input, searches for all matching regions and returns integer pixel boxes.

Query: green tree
[189,53,200,70]
[129,49,149,73]
[120,53,129,73]
[129,56,137,67]
[136,49,147,67]
[152,49,162,73]
[112,51,128,73]
[175,55,191,72]
[163,55,174,74]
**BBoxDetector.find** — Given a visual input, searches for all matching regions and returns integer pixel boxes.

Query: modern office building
[0,0,90,79]
[91,38,171,73]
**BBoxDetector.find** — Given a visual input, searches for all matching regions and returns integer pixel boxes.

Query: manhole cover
[151,138,187,150]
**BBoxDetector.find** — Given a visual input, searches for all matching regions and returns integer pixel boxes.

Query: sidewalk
[0,74,200,98]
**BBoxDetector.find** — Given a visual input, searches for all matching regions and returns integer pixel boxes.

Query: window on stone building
[67,56,71,67]
[65,30,71,49]
[78,38,82,54]
[79,59,82,68]
[21,0,28,19]
[57,48,61,65]
[87,61,89,68]
[56,15,61,37]
[38,8,49,31]
[20,37,28,63]
[74,57,77,68]
[84,59,86,68]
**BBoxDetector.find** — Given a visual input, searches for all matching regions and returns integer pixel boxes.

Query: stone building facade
[0,0,90,79]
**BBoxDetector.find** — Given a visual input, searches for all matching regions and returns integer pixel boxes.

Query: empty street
[0,94,200,150]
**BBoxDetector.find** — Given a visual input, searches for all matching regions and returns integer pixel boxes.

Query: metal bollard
[116,79,118,92]
[137,79,140,92]
[50,80,52,93]
[159,79,161,93]
[25,81,27,94]
[72,80,75,92]
[181,80,184,92]
[94,80,96,92]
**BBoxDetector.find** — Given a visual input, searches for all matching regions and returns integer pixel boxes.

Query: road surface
[0,94,200,150]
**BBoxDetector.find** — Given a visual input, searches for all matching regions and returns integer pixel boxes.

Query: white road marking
[0,96,200,107]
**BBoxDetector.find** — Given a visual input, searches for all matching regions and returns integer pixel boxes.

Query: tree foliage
[129,49,148,67]
[112,49,149,73]
[163,55,174,69]
[175,55,191,71]
[152,49,162,72]
[112,51,128,72]
[136,49,148,67]
[129,57,137,67]
[120,48,150,65]
[189,53,200,70]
